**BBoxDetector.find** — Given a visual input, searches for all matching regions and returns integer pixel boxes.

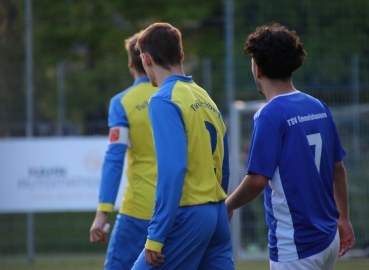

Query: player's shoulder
[157,74,194,97]
[254,98,281,119]
[110,91,125,106]
[130,78,158,93]
[151,81,175,101]
[290,91,330,113]
[264,91,318,111]
[254,92,301,120]
[108,83,138,112]
[111,81,153,101]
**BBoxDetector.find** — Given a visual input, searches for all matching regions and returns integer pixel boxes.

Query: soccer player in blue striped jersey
[89,31,158,270]
[132,23,234,270]
[226,23,355,270]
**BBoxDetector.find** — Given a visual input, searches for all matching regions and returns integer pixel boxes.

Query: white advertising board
[0,137,126,213]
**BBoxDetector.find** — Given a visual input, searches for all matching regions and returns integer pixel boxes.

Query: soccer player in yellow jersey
[89,31,158,270]
[132,23,234,270]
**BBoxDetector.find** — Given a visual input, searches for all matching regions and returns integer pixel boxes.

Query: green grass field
[1,253,369,270]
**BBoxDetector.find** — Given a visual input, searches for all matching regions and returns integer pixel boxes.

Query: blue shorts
[132,201,234,270]
[104,213,150,270]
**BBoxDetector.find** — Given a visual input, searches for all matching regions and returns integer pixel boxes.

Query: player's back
[257,91,342,261]
[153,74,228,206]
[265,92,340,196]
[115,78,158,219]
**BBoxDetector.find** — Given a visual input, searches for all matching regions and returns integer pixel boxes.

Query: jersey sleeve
[108,94,129,128]
[247,115,282,179]
[221,131,230,193]
[145,96,187,252]
[97,95,129,212]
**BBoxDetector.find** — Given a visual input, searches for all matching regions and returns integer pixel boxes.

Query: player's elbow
[334,161,346,177]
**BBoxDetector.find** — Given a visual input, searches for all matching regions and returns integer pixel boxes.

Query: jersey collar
[270,90,300,102]
[133,77,151,85]
[162,74,193,86]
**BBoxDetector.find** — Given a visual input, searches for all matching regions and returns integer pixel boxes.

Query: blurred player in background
[132,22,234,269]
[226,23,355,270]
[89,31,158,270]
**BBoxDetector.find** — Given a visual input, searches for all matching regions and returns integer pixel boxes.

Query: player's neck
[130,67,147,81]
[133,72,147,80]
[262,78,297,101]
[153,64,185,87]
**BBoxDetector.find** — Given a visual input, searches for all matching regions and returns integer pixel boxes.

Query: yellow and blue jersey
[145,74,229,252]
[97,77,158,220]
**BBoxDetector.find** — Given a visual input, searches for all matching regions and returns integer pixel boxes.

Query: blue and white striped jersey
[247,91,345,262]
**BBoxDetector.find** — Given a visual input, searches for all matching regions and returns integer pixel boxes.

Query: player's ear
[255,63,263,78]
[180,51,185,62]
[251,58,262,79]
[141,52,153,67]
[128,56,134,68]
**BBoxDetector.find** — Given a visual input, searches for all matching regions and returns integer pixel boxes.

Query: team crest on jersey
[109,128,120,143]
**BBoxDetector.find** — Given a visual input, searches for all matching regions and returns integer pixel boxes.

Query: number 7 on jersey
[307,133,322,172]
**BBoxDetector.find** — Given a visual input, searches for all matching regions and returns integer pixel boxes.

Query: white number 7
[307,133,322,172]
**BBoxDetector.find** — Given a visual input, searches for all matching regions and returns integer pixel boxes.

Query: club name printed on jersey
[287,112,328,126]
[135,100,149,111]
[108,127,130,146]
[190,99,222,118]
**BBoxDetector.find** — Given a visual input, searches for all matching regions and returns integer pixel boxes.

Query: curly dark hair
[244,23,307,80]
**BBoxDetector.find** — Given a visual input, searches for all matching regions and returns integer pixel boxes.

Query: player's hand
[145,248,165,267]
[338,218,355,258]
[225,199,233,222]
[227,209,233,222]
[90,211,109,244]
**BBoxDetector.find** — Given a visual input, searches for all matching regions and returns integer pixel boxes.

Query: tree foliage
[234,0,369,102]
[1,0,224,134]
[1,0,369,135]
[0,0,24,125]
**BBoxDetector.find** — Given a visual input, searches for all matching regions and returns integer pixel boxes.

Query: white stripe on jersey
[108,126,130,146]
[254,107,262,120]
[270,167,298,262]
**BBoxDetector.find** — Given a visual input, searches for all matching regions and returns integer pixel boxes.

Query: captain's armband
[108,127,130,146]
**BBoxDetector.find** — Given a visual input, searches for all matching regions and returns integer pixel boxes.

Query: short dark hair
[125,31,146,74]
[244,23,307,80]
[136,23,182,69]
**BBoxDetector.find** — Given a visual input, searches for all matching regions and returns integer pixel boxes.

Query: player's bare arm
[90,211,109,244]
[333,161,356,257]
[226,172,269,221]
